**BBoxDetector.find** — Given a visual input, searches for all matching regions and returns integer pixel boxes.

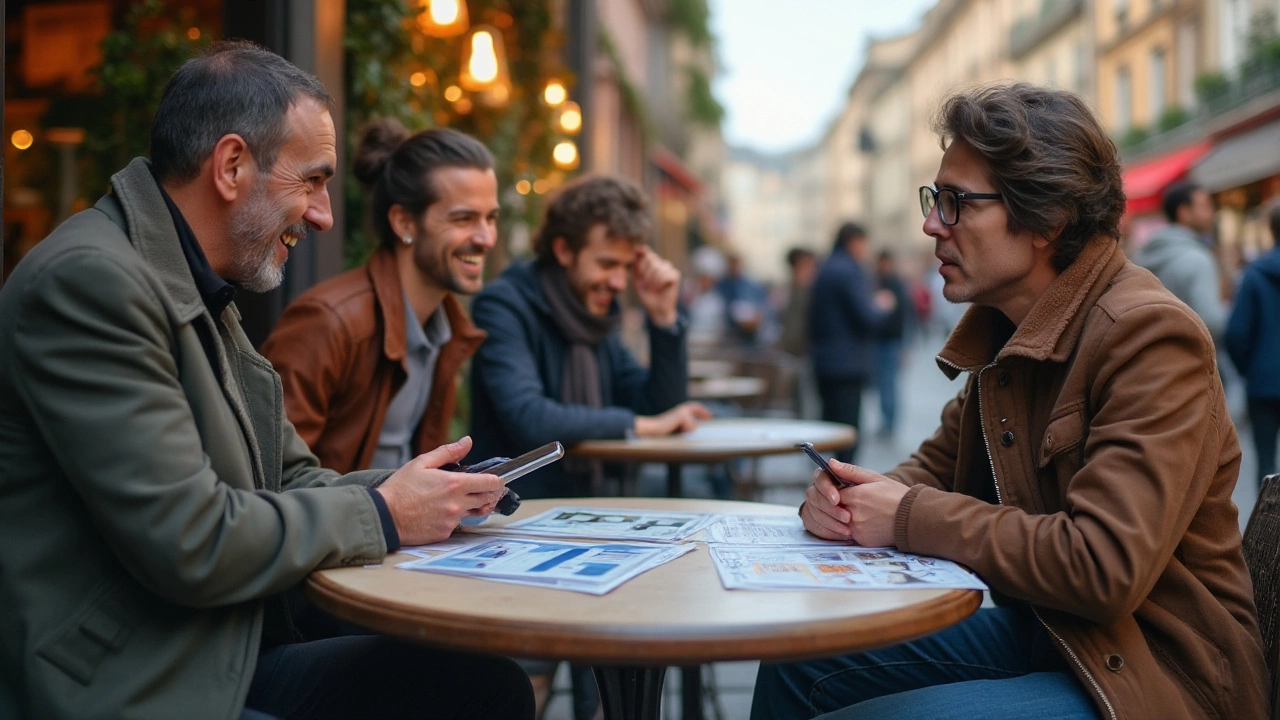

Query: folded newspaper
[710,544,987,591]
[399,537,695,595]
[495,506,716,542]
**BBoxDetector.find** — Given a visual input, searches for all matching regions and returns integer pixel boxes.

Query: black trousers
[817,375,865,464]
[241,593,535,720]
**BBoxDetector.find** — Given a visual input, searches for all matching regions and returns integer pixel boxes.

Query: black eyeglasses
[919,186,1002,226]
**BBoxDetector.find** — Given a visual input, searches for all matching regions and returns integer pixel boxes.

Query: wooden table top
[688,375,768,401]
[305,498,980,666]
[567,417,855,463]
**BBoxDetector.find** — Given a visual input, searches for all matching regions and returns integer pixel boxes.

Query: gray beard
[226,179,290,293]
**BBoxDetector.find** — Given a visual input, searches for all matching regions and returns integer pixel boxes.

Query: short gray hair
[150,40,332,185]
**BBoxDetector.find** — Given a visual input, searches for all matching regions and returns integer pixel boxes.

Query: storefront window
[4,0,222,279]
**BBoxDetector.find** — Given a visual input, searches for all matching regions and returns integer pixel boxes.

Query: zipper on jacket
[938,355,1116,720]
[1034,607,1118,720]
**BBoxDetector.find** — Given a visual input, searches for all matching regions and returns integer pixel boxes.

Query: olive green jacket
[0,159,392,719]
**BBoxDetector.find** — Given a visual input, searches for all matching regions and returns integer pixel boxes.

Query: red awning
[650,146,702,196]
[1122,141,1212,216]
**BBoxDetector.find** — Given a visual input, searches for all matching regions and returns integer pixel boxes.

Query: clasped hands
[802,460,910,548]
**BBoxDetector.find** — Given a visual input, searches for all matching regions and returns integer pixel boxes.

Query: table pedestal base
[593,666,667,720]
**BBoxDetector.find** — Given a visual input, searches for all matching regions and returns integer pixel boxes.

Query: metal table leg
[592,665,667,720]
[681,665,704,720]
[667,462,683,498]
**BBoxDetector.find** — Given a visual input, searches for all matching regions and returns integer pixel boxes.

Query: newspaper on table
[710,545,987,591]
[497,506,715,542]
[398,537,694,595]
[700,514,855,546]
[399,534,486,559]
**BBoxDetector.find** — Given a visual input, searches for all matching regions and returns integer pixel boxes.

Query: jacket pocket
[1039,408,1086,469]
[36,580,134,686]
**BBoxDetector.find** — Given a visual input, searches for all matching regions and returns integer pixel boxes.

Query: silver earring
[402,235,413,245]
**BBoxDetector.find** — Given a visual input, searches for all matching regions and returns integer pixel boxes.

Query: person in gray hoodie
[1132,181,1227,341]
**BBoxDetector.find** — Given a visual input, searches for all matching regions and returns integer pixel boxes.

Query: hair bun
[352,117,410,188]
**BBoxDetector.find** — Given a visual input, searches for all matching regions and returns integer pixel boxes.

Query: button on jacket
[888,238,1267,720]
[0,159,392,720]
[262,248,486,474]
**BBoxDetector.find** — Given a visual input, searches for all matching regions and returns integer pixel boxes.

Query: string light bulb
[417,0,469,37]
[553,140,579,170]
[543,80,567,106]
[557,101,582,135]
[459,25,511,94]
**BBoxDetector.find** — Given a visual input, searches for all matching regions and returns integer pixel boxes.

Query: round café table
[687,376,768,403]
[570,417,856,498]
[305,498,982,720]
[687,359,736,380]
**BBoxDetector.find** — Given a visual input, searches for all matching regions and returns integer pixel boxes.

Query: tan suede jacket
[889,238,1267,720]
[262,249,486,473]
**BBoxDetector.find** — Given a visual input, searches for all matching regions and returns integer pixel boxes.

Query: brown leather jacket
[889,239,1267,720]
[262,249,486,473]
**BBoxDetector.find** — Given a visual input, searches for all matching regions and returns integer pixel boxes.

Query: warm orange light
[444,85,464,102]
[553,140,579,170]
[558,101,582,135]
[454,97,474,114]
[516,179,532,195]
[417,0,469,37]
[410,72,428,87]
[459,25,511,94]
[533,178,550,194]
[186,27,201,40]
[11,130,33,150]
[543,80,567,106]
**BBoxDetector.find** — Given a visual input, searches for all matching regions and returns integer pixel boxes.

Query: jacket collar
[106,158,205,323]
[937,238,1126,377]
[365,247,486,362]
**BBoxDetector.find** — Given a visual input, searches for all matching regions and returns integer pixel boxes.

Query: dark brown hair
[933,83,1126,271]
[352,118,495,251]
[533,175,652,265]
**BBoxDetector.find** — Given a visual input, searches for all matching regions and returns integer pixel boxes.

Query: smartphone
[795,442,853,488]
[459,441,565,485]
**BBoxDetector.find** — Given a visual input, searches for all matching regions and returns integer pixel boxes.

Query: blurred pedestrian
[874,250,909,437]
[717,252,768,346]
[808,222,895,462]
[686,244,728,346]
[1132,182,1227,342]
[779,247,817,358]
[1225,199,1280,487]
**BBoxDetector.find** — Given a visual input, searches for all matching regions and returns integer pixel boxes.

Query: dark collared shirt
[153,174,400,551]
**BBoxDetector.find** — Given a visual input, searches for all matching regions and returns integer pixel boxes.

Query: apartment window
[1150,48,1167,122]
[1116,65,1132,131]
[1114,0,1130,33]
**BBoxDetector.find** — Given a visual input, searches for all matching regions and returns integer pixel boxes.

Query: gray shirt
[370,296,452,469]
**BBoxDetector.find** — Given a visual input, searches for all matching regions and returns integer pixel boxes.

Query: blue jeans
[875,340,901,432]
[750,607,1100,720]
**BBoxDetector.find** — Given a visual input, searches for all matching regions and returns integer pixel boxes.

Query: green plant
[1119,125,1149,148]
[1194,72,1230,105]
[668,0,712,48]
[1157,105,1190,133]
[684,66,724,127]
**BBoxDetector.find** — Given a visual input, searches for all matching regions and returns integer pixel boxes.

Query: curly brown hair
[933,83,1126,271]
[533,175,652,265]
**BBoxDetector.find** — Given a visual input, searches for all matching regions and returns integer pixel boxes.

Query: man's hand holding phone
[796,442,909,547]
[376,436,507,546]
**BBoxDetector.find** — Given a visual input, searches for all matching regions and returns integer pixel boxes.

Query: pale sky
[707,0,938,153]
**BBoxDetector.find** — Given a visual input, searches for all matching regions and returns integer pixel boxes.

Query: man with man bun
[263,119,498,475]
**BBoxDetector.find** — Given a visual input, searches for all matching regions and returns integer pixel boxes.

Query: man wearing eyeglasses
[753,83,1265,720]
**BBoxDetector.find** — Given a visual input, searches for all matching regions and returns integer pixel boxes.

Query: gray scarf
[538,263,620,493]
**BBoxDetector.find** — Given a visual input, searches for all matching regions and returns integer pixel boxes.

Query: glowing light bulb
[469,31,498,84]
[444,85,463,102]
[559,102,582,134]
[430,0,459,24]
[187,27,201,40]
[11,130,33,150]
[410,72,427,87]
[543,80,567,106]
[516,180,532,195]
[553,141,579,169]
